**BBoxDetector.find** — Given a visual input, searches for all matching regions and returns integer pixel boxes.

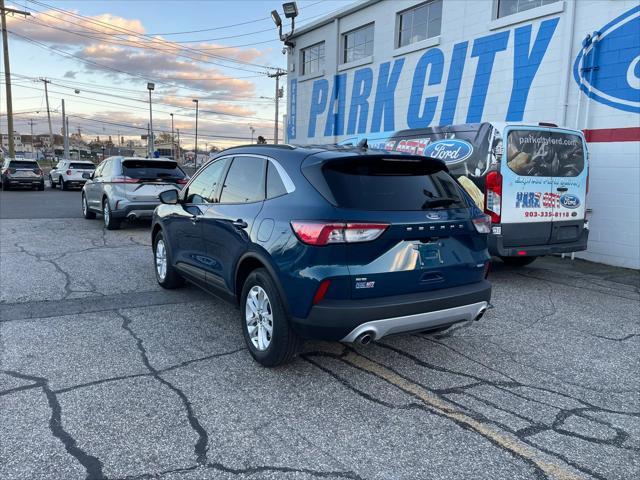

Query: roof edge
[289,0,383,39]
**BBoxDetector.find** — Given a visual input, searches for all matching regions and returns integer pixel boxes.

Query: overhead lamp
[147,82,155,91]
[282,2,298,19]
[271,10,282,28]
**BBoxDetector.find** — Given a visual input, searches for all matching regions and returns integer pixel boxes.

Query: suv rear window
[69,162,95,169]
[9,161,38,169]
[122,160,186,181]
[311,157,466,210]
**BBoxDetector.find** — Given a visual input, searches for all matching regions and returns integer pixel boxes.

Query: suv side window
[100,160,113,178]
[185,158,229,204]
[93,161,105,178]
[219,156,266,204]
[266,161,288,199]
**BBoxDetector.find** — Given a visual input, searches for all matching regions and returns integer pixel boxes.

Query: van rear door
[500,127,556,246]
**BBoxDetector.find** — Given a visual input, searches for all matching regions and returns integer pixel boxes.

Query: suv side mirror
[159,189,179,205]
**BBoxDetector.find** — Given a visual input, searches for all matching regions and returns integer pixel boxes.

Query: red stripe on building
[583,127,640,143]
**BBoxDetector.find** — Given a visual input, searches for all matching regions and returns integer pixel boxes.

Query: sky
[1,0,352,149]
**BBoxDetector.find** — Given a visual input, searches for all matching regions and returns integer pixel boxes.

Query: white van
[341,122,589,266]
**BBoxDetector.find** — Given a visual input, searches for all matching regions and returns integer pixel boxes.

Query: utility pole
[40,78,54,160]
[61,98,69,159]
[192,99,199,166]
[1,1,30,158]
[267,68,286,144]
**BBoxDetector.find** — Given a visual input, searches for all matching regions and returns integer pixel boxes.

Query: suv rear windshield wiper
[421,197,458,209]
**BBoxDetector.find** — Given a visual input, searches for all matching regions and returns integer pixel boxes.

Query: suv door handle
[232,219,248,229]
[556,186,568,192]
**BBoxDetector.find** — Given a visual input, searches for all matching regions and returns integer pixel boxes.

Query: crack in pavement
[52,347,246,395]
[116,310,209,465]
[1,369,106,480]
[114,461,364,480]
[304,344,639,480]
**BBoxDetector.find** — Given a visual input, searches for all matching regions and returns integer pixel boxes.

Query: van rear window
[506,130,585,177]
[317,157,466,211]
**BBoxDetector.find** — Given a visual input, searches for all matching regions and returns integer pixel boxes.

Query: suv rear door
[303,154,489,299]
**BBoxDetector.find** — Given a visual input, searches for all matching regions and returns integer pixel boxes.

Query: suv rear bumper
[111,203,157,219]
[489,227,589,257]
[291,280,491,342]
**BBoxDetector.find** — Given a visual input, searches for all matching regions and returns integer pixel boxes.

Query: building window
[496,0,559,18]
[301,42,325,75]
[398,0,442,48]
[343,24,374,63]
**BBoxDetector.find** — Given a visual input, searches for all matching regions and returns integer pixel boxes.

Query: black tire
[240,268,300,367]
[153,231,184,289]
[49,175,56,188]
[102,198,121,230]
[60,179,67,191]
[500,256,537,267]
[82,194,96,219]
[1,179,9,191]
[37,182,45,191]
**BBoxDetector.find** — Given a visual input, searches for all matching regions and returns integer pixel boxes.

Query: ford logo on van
[560,194,581,209]
[573,5,640,113]
[424,139,474,164]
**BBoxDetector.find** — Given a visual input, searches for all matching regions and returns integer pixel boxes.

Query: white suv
[50,160,96,190]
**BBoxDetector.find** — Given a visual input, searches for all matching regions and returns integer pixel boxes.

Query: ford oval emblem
[425,212,442,220]
[423,139,474,164]
[560,194,581,209]
[573,6,640,113]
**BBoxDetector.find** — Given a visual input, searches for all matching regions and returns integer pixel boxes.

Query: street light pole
[249,125,255,144]
[192,99,199,166]
[170,113,174,160]
[147,82,155,157]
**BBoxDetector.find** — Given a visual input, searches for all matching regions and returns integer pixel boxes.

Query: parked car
[81,156,188,230]
[49,160,96,190]
[151,145,492,366]
[1,158,44,190]
[341,123,589,267]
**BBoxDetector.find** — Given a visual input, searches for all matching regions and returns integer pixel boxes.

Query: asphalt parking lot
[1,187,638,480]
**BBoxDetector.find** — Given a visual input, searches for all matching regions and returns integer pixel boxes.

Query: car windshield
[69,162,95,169]
[320,157,466,210]
[121,160,186,181]
[9,161,39,169]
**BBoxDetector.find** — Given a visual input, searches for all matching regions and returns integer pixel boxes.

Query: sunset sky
[2,0,349,149]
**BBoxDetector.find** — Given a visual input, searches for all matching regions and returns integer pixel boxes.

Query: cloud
[7,10,271,98]
[63,71,77,79]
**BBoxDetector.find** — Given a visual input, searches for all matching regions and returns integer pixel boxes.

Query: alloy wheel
[245,286,273,351]
[155,239,167,280]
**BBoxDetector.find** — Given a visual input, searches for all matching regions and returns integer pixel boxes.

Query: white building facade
[285,0,640,269]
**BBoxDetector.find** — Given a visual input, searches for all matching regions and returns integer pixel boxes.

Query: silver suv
[49,159,95,190]
[81,156,188,230]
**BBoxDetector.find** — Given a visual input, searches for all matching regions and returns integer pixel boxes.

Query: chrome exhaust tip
[474,307,487,321]
[355,331,375,345]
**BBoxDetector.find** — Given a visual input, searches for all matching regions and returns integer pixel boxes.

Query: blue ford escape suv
[151,145,492,366]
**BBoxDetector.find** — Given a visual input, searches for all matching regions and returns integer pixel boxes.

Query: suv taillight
[291,222,389,246]
[111,176,139,184]
[472,215,491,234]
[6,168,16,175]
[66,170,72,175]
[484,170,502,224]
[176,178,188,185]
